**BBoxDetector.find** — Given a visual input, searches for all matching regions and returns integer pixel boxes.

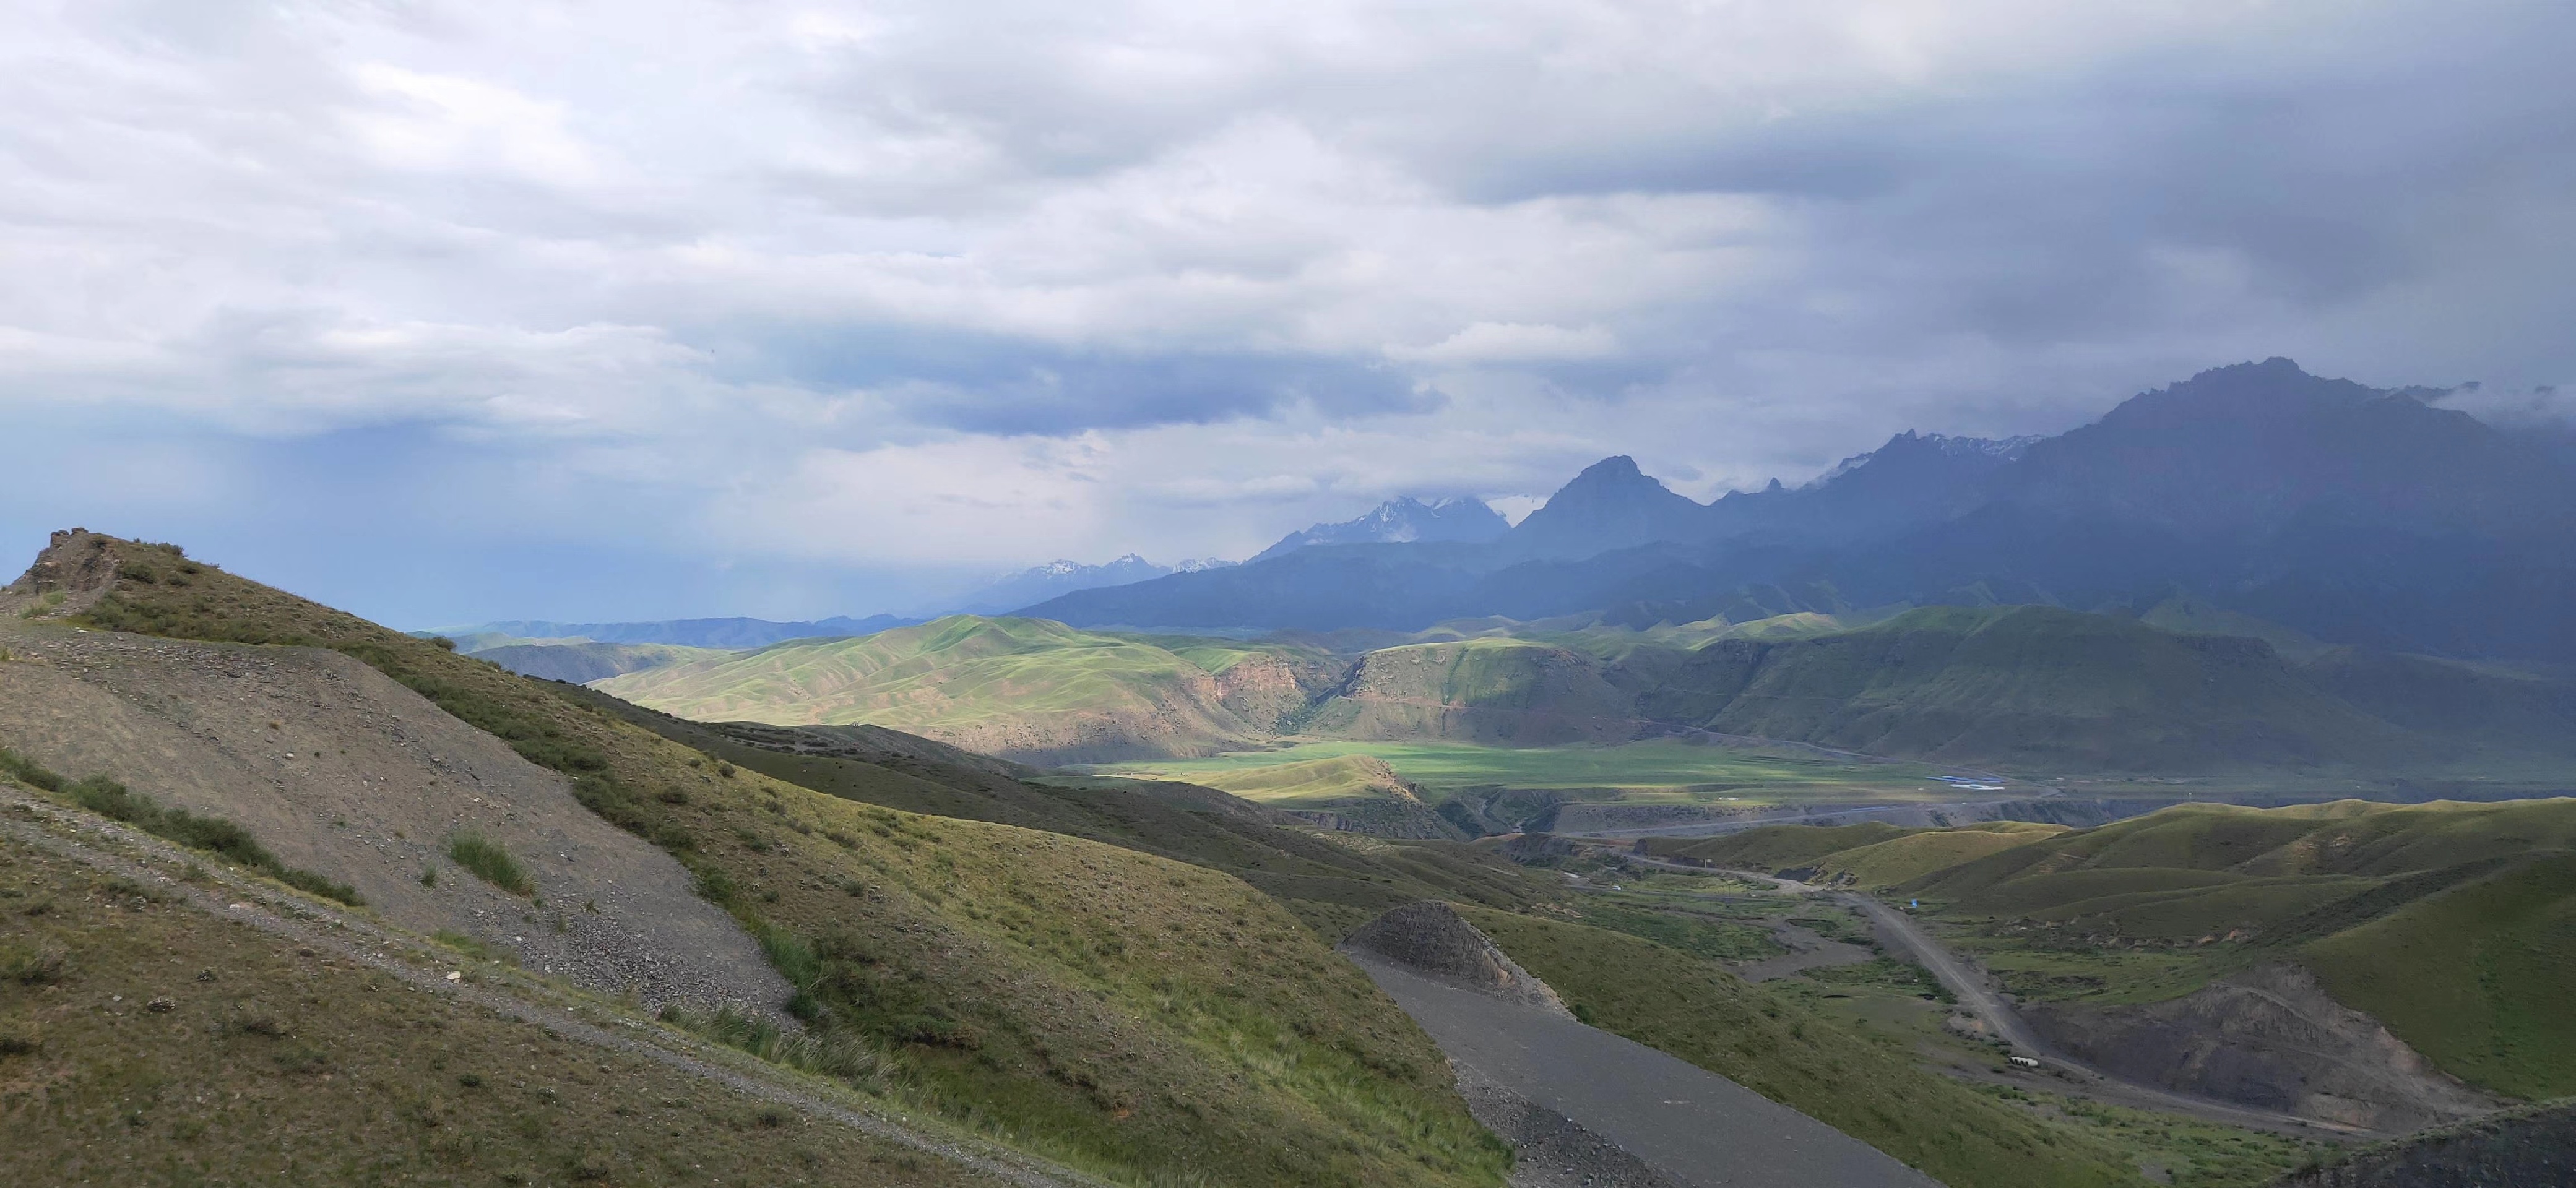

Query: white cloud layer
[3,0,2573,620]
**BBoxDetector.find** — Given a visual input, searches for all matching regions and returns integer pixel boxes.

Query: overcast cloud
[4,0,2572,624]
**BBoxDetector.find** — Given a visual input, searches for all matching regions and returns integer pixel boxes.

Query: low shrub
[0,746,66,793]
[446,832,535,896]
[27,765,364,906]
[3,944,66,986]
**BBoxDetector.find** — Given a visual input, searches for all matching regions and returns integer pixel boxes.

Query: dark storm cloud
[707,325,1426,433]
[4,0,2574,614]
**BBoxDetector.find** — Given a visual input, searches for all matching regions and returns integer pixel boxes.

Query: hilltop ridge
[2,530,1519,1187]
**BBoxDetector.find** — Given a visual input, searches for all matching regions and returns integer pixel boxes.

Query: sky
[4,0,2573,627]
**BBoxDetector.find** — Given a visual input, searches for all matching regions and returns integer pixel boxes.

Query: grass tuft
[4,750,362,905]
[445,833,535,897]
[4,943,67,985]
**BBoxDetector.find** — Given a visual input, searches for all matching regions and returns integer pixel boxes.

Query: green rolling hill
[595,616,1340,764]
[599,603,2576,795]
[24,533,1516,1187]
[1655,798,2576,1101]
[1302,638,1648,746]
[1111,753,1462,839]
[1640,605,2576,772]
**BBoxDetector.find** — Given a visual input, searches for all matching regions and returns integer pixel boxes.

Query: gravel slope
[0,617,788,1014]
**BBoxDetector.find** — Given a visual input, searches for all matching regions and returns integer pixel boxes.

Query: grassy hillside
[59,535,1511,1187]
[596,616,1330,764]
[572,697,1548,939]
[1761,799,2576,1099]
[1642,605,2444,772]
[1643,821,1921,869]
[559,603,2576,786]
[1807,822,2068,887]
[1090,739,1945,803]
[1303,639,1642,746]
[1463,909,2146,1187]
[2140,596,2336,662]
[1125,754,1461,838]
[1172,754,1416,808]
[2302,854,2576,1100]
[0,830,1001,1187]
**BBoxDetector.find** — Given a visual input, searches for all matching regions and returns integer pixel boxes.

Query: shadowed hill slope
[1143,754,1463,840]
[1643,821,1920,870]
[1643,821,2065,887]
[1305,639,1646,746]
[564,691,1544,939]
[2270,1100,2576,1187]
[1640,605,2547,771]
[15,531,1513,1188]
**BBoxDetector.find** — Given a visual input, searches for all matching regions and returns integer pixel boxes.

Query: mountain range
[924,497,1513,617]
[436,613,917,650]
[1250,495,1510,562]
[1021,360,2576,666]
[949,553,1235,614]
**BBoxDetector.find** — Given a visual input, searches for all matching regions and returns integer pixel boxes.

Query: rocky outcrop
[1493,832,1579,863]
[2024,962,2500,1132]
[1,529,126,619]
[1208,652,1347,733]
[1339,900,1570,1016]
[2271,1100,2576,1187]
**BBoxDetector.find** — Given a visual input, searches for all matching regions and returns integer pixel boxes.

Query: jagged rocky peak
[962,552,1232,614]
[1252,494,1510,562]
[1810,430,2041,489]
[1498,454,1711,559]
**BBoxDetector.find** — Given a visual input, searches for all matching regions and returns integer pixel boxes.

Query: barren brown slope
[13,530,1510,1188]
[0,621,788,1011]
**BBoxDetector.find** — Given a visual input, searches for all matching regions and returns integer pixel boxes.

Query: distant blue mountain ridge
[441,359,2576,666]
[432,614,918,650]
[1018,359,2576,666]
[949,553,1235,616]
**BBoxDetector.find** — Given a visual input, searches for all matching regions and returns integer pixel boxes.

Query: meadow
[1087,737,1956,805]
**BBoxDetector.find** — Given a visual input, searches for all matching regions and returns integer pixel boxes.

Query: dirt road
[1627,856,2375,1139]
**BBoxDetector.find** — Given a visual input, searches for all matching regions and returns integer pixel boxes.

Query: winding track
[1627,856,2377,1138]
